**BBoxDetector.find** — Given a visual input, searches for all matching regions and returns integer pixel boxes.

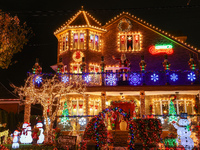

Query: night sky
[0,0,200,88]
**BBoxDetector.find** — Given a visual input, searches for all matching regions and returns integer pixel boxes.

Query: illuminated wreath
[118,18,132,32]
[72,51,84,62]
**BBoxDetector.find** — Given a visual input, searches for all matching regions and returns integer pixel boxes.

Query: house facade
[25,8,200,131]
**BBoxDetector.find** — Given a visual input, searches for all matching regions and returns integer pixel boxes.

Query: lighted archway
[80,107,134,149]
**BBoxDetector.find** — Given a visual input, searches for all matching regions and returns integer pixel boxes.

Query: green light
[155,45,173,49]
[164,138,176,147]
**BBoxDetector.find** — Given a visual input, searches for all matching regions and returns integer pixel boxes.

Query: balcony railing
[32,69,200,87]
[57,70,200,86]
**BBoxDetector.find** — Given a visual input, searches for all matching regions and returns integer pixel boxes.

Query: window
[72,99,84,115]
[89,64,101,85]
[71,30,86,50]
[89,64,100,73]
[153,98,194,115]
[89,32,101,51]
[154,102,161,115]
[89,99,100,115]
[71,64,82,74]
[118,32,141,52]
[90,34,94,49]
[59,33,69,54]
[95,35,99,50]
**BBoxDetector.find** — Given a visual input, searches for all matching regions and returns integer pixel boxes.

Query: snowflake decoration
[129,73,141,85]
[79,117,86,126]
[35,76,42,84]
[44,117,51,125]
[188,72,196,81]
[84,75,91,83]
[105,74,117,86]
[151,73,159,82]
[62,76,69,83]
[59,117,70,128]
[170,73,178,82]
[158,117,165,124]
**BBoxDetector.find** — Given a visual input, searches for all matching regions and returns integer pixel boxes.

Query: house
[25,7,200,131]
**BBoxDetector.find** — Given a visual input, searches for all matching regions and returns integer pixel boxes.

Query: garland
[80,107,131,149]
[130,119,162,148]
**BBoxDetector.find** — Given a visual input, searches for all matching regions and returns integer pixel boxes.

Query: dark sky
[0,0,200,87]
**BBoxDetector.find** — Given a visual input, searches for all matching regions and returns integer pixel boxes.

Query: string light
[13,74,86,142]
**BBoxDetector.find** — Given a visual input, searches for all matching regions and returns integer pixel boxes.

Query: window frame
[89,31,101,52]
[59,33,69,54]
[118,32,142,52]
[71,30,86,50]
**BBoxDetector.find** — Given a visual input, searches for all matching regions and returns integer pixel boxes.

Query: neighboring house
[0,82,21,113]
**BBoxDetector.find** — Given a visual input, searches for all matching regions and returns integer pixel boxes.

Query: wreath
[118,18,132,32]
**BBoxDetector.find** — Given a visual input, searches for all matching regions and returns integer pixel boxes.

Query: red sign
[149,45,174,55]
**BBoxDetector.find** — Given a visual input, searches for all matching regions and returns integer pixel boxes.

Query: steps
[110,130,129,147]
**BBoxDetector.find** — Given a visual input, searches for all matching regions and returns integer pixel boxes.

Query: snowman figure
[26,125,33,144]
[172,113,194,150]
[12,130,20,149]
[36,121,44,144]
[20,122,29,144]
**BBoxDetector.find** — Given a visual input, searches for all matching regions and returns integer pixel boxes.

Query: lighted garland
[80,107,131,150]
[129,119,162,148]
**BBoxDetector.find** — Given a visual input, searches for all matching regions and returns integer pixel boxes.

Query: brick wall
[103,15,198,71]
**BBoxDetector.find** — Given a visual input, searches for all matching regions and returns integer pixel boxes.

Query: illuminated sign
[149,45,174,55]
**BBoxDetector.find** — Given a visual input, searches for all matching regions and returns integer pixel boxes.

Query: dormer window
[71,30,86,50]
[118,32,141,52]
[89,31,101,51]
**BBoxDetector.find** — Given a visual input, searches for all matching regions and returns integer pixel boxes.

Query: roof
[103,11,199,53]
[54,7,106,35]
[0,82,19,100]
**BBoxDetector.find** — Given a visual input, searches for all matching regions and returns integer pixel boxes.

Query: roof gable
[68,12,87,26]
[54,8,105,35]
[103,12,199,53]
[0,82,19,100]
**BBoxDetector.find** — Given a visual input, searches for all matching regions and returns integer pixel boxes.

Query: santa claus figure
[112,54,130,81]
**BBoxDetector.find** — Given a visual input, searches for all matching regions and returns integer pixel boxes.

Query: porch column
[140,91,145,117]
[24,103,31,123]
[101,91,106,111]
[85,94,89,115]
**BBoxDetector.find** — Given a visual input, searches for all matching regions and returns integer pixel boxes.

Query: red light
[149,46,174,55]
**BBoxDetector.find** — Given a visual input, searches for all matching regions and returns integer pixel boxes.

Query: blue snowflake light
[84,75,91,83]
[105,74,117,86]
[62,76,69,83]
[129,73,141,85]
[188,72,196,81]
[170,73,178,82]
[35,76,42,84]
[151,73,159,82]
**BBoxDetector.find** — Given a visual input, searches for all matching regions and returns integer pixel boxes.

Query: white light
[79,117,86,126]
[172,116,194,149]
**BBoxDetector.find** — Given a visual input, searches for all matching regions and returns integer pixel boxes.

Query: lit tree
[60,101,70,128]
[168,99,178,123]
[13,74,86,142]
[0,10,30,69]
